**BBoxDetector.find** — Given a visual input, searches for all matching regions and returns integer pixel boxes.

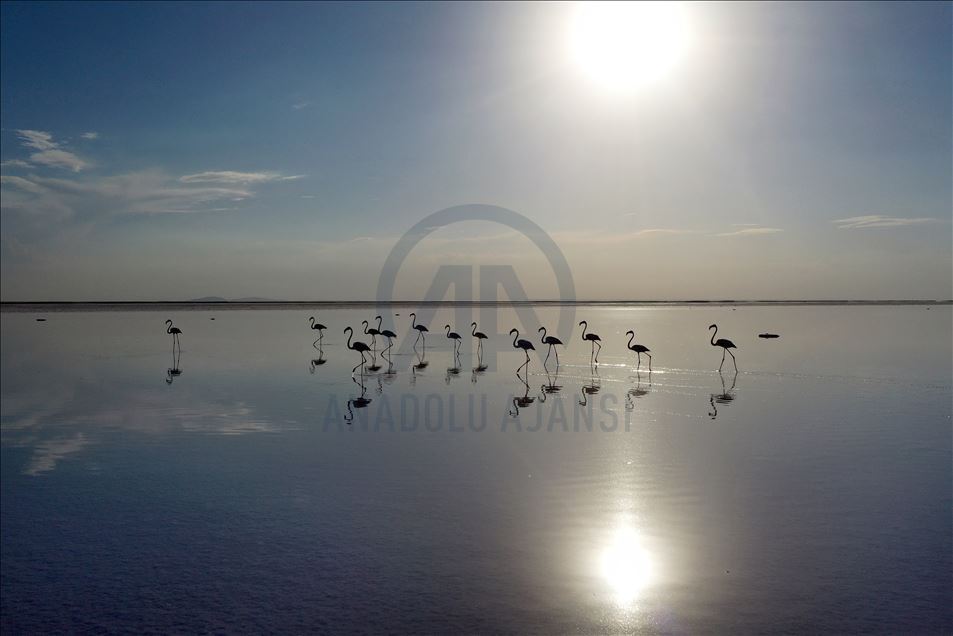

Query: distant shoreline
[1,299,950,312]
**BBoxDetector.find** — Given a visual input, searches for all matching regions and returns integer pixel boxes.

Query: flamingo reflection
[508,372,536,417]
[625,370,652,411]
[708,370,738,419]
[345,372,372,424]
[579,365,601,406]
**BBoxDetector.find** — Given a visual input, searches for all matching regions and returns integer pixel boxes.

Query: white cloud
[0,170,253,223]
[14,129,90,172]
[832,215,941,229]
[292,101,311,110]
[80,131,99,140]
[29,149,90,172]
[16,129,58,151]
[716,227,783,237]
[0,175,46,194]
[0,159,32,169]
[179,170,304,184]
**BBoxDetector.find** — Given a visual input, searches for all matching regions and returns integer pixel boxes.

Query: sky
[1,1,950,301]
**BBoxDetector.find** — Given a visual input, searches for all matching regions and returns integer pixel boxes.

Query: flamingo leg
[728,349,738,371]
[647,353,652,370]
[554,347,559,365]
[543,346,551,367]
[595,341,601,363]
[637,352,641,367]
[719,348,726,371]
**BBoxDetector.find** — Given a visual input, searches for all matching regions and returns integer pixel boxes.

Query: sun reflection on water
[599,526,653,605]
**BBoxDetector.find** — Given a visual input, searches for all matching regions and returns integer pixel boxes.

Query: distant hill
[188,296,282,303]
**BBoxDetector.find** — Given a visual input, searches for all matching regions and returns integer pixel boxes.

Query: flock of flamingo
[163,314,743,421]
[165,314,740,374]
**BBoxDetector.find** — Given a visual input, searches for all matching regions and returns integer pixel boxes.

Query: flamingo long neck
[376,316,383,331]
[512,331,519,348]
[581,322,588,338]
[471,323,477,336]
[445,325,451,336]
[411,314,417,329]
[627,332,635,349]
[540,327,547,340]
[166,323,173,334]
[710,326,718,346]
[309,317,315,327]
[346,329,354,350]
[363,322,369,334]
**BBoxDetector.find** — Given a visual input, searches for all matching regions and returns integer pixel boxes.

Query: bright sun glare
[569,1,690,92]
[600,526,653,604]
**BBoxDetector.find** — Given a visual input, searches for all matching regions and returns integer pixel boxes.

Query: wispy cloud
[14,129,90,172]
[832,215,941,229]
[1,170,254,227]
[0,159,32,169]
[16,129,58,151]
[80,131,99,140]
[179,171,304,185]
[292,101,311,110]
[716,227,783,237]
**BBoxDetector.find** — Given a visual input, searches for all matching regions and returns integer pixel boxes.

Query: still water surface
[2,305,951,633]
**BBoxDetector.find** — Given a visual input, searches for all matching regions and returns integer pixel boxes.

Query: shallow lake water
[2,305,951,633]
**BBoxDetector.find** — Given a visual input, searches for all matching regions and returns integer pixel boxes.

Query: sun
[569,1,690,92]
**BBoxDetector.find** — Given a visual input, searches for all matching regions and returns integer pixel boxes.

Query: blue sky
[1,1,950,300]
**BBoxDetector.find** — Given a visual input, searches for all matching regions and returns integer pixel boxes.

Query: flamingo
[445,324,462,355]
[537,326,563,367]
[579,320,601,364]
[409,312,429,348]
[625,330,652,369]
[344,326,372,373]
[375,315,398,354]
[362,320,380,353]
[709,324,738,372]
[165,320,182,350]
[471,322,488,354]
[308,316,326,348]
[509,328,535,374]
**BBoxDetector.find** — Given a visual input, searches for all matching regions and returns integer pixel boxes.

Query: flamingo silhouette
[344,326,372,373]
[509,328,535,374]
[165,320,182,351]
[709,324,738,372]
[375,315,398,354]
[625,330,652,370]
[308,316,326,349]
[537,326,563,367]
[362,320,380,353]
[579,320,601,364]
[445,324,462,355]
[409,312,429,349]
[471,322,488,355]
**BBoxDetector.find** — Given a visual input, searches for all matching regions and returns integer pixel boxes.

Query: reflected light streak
[599,525,653,604]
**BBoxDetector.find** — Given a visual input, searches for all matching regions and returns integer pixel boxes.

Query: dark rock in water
[759,333,780,339]
[210,317,216,320]
[35,318,47,322]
